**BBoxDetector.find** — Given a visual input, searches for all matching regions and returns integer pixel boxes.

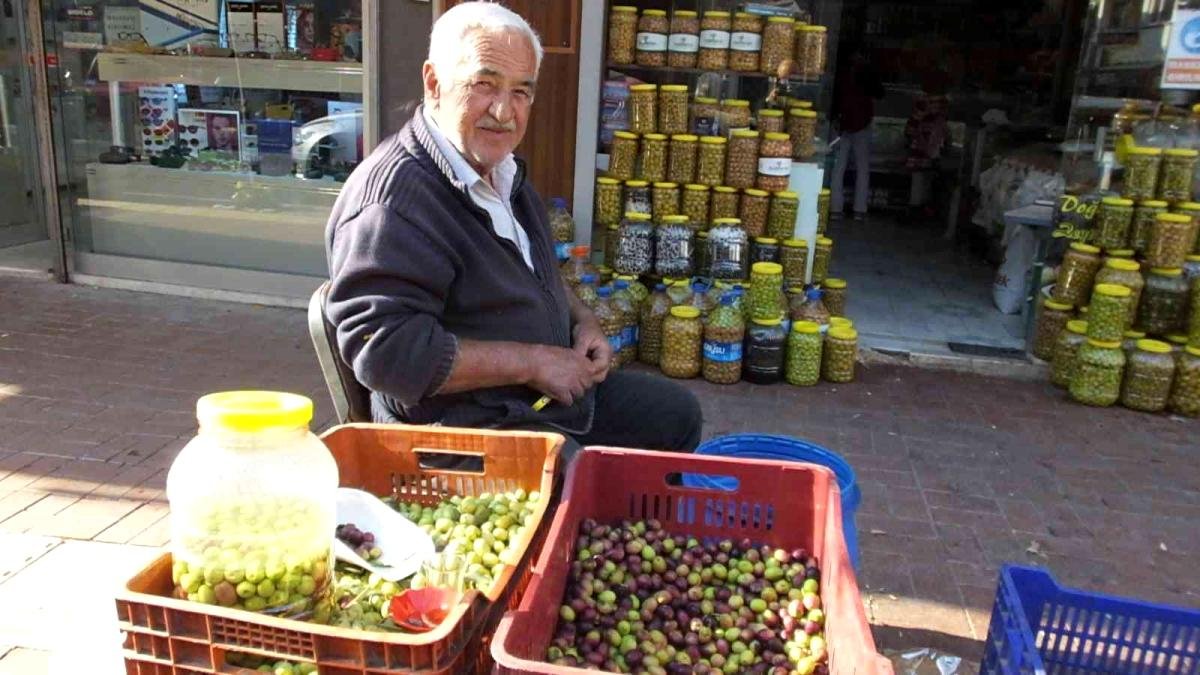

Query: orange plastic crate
[115,424,562,675]
[491,447,893,674]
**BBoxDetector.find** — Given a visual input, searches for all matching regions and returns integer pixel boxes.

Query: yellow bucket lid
[624,212,652,220]
[1187,346,1200,358]
[768,16,796,23]
[644,133,668,141]
[661,84,689,92]
[670,306,700,319]
[1123,329,1146,339]
[642,9,668,17]
[754,236,779,244]
[625,179,649,187]
[817,236,834,245]
[613,131,638,140]
[611,5,638,11]
[792,320,820,334]
[703,10,731,18]
[722,99,751,107]
[732,129,761,138]
[597,176,620,185]
[1165,148,1200,157]
[1093,283,1132,298]
[1106,249,1134,258]
[820,188,831,195]
[197,391,313,433]
[1174,201,1200,211]
[1149,267,1183,276]
[1166,334,1189,345]
[674,10,698,17]
[713,186,737,193]
[790,108,818,118]
[712,217,742,225]
[629,84,658,92]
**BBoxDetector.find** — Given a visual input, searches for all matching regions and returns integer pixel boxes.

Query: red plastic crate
[115,424,562,675]
[491,447,893,674]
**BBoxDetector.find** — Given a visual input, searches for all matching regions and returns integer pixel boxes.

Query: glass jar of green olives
[703,294,745,385]
[624,180,651,216]
[756,108,785,134]
[608,131,638,181]
[1095,197,1134,250]
[750,237,780,265]
[787,109,818,160]
[786,321,823,386]
[607,6,638,65]
[697,11,731,71]
[812,237,833,284]
[1149,212,1195,268]
[1094,258,1144,329]
[1123,146,1162,201]
[681,183,709,228]
[729,13,763,73]
[757,132,793,192]
[1121,339,1176,412]
[720,99,753,133]
[739,188,770,238]
[780,239,808,289]
[708,218,750,280]
[1033,299,1073,360]
[1168,345,1200,416]
[768,191,799,241]
[697,136,728,187]
[595,177,624,227]
[749,261,785,321]
[823,326,858,383]
[1159,148,1198,202]
[638,283,672,366]
[1051,242,1102,306]
[1138,267,1189,335]
[818,188,831,235]
[655,215,693,278]
[659,85,690,136]
[823,278,848,318]
[667,11,699,68]
[629,84,658,135]
[726,130,760,189]
[661,305,703,378]
[1131,200,1168,254]
[167,391,337,618]
[761,16,796,75]
[669,135,698,185]
[1051,320,1089,388]
[635,9,669,67]
[795,25,827,79]
[1070,339,1126,407]
[711,186,739,221]
[1087,283,1133,342]
[744,317,787,383]
[639,133,668,183]
[651,181,679,222]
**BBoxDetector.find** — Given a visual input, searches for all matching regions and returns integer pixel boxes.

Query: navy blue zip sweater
[324,109,594,432]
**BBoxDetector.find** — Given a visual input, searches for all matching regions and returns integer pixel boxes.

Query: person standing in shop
[323,2,702,462]
[830,42,884,221]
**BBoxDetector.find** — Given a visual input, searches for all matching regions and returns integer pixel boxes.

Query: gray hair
[428,2,543,74]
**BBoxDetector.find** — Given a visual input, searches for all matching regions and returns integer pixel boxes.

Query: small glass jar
[795,25,827,79]
[659,85,690,136]
[708,218,750,280]
[768,190,799,241]
[728,13,763,73]
[1123,146,1162,201]
[1168,345,1200,416]
[822,326,858,383]
[629,84,658,134]
[1138,267,1189,335]
[818,188,831,235]
[761,16,796,75]
[1033,299,1074,360]
[1087,283,1133,342]
[1094,258,1145,329]
[661,306,703,379]
[595,176,624,227]
[667,11,700,68]
[757,108,785,134]
[1131,200,1169,254]
[739,188,770,238]
[655,215,694,278]
[788,109,818,160]
[823,278,848,318]
[786,321,823,386]
[1148,212,1194,269]
[780,238,808,288]
[757,132,793,191]
[1070,339,1126,407]
[711,186,739,221]
[1095,197,1134,250]
[623,179,651,216]
[812,236,833,284]
[604,224,619,267]
[639,133,668,183]
[609,131,638,181]
[744,317,787,384]
[696,136,728,186]
[1051,320,1089,388]
[697,11,732,70]
[720,99,753,132]
[703,295,746,385]
[635,9,669,67]
[607,5,638,64]
[690,97,721,136]
[614,212,654,276]
[751,237,780,265]
[1158,148,1198,203]
[651,181,680,222]
[668,134,698,184]
[681,184,709,229]
[749,261,785,321]
[726,130,760,189]
[1121,339,1176,412]
[1051,242,1103,306]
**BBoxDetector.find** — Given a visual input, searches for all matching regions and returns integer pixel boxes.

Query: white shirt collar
[421,105,517,198]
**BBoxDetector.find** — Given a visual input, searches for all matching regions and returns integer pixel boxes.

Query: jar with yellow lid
[818,188,831,234]
[795,25,827,78]
[595,176,623,226]
[623,179,651,215]
[750,236,780,265]
[667,10,699,68]
[1123,146,1162,201]
[703,292,745,385]
[823,326,858,383]
[739,187,770,237]
[1071,339,1126,406]
[729,13,763,72]
[1121,339,1176,411]
[1095,197,1134,250]
[681,183,709,228]
[691,97,720,136]
[614,212,654,276]
[708,218,750,279]
[1138,267,1189,335]
[768,190,799,240]
[761,16,796,75]
[167,391,337,619]
[1148,212,1194,268]
[1033,299,1073,360]
[659,85,690,136]
[697,11,731,70]
[668,134,698,184]
[1087,283,1133,342]
[635,9,669,67]
[786,321,823,386]
[639,133,668,183]
[1159,148,1198,202]
[711,185,739,220]
[629,84,658,134]
[812,236,833,284]
[823,278,848,317]
[829,316,854,330]
[1094,258,1145,328]
[1178,201,1200,253]
[749,261,785,321]
[651,181,679,222]
[780,238,808,288]
[720,98,753,132]
[726,129,760,188]
[1131,200,1169,253]
[1051,242,1103,306]
[1168,345,1200,416]
[661,306,703,378]
[608,131,638,181]
[655,214,694,278]
[757,132,793,191]
[1051,320,1089,388]
[607,5,638,64]
[696,136,727,186]
[757,108,785,134]
[787,108,818,160]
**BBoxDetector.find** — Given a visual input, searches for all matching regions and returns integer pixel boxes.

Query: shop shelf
[115,424,563,675]
[605,61,826,86]
[491,447,892,674]
[96,52,363,94]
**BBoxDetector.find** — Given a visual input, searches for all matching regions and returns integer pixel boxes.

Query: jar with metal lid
[623,180,651,216]
[1094,258,1145,328]
[1033,299,1074,360]
[607,5,638,64]
[1070,339,1126,406]
[697,11,731,70]
[694,231,711,276]
[1051,242,1102,306]
[638,283,673,366]
[1051,320,1089,388]
[720,99,753,132]
[739,188,770,238]
[651,181,679,222]
[757,108,785,134]
[680,183,709,228]
[761,16,796,75]
[659,85,690,136]
[1087,283,1133,342]
[728,13,763,72]
[639,133,668,183]
[1168,345,1200,416]
[787,109,818,160]
[744,317,786,383]
[604,224,619,267]
[703,294,745,385]
[667,11,699,68]
[749,261,785,321]
[823,278,848,317]
[595,176,624,226]
[1131,200,1169,253]
[608,131,638,181]
[711,185,739,220]
[786,321,823,386]
[818,188,831,235]
[726,130,760,189]
[1121,339,1176,411]
[767,191,798,241]
[823,326,858,383]
[1159,148,1198,202]
[708,218,749,280]
[1095,197,1134,250]
[1138,267,1189,335]
[614,212,654,276]
[757,132,793,191]
[696,136,727,186]
[629,84,658,134]
[691,97,721,136]
[661,306,703,378]
[780,238,808,288]
[1123,146,1162,201]
[635,9,669,67]
[1149,212,1195,268]
[655,215,693,278]
[812,236,833,284]
[795,25,827,79]
[668,134,698,184]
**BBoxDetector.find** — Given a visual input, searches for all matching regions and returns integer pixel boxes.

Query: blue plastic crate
[982,564,1200,674]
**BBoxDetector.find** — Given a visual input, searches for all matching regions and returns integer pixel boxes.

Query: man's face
[423,28,537,174]
[211,116,237,148]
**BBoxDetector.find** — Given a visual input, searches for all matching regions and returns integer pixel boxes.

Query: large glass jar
[1094,258,1145,328]
[629,84,658,134]
[788,109,818,160]
[1138,267,1189,335]
[639,283,673,366]
[786,321,823,386]
[697,136,728,186]
[744,318,787,384]
[813,237,834,284]
[639,134,668,183]
[709,218,750,280]
[1123,146,1162,201]
[823,326,858,383]
[757,133,793,191]
[655,215,694,278]
[1131,200,1169,254]
[720,99,753,132]
[691,97,721,136]
[659,85,690,136]
[749,262,786,321]
[768,191,799,241]
[739,188,771,238]
[681,183,709,228]
[761,16,796,75]
[661,306,703,378]
[595,177,624,226]
[669,135,699,184]
[1051,320,1089,388]
[1158,148,1198,202]
[1095,197,1134,250]
[651,181,679,222]
[726,130,760,189]
[697,11,732,70]
[795,25,827,79]
[1033,299,1074,360]
[757,109,786,134]
[1148,212,1194,268]
[1168,346,1200,416]
[624,180,651,216]
[729,13,763,73]
[750,237,780,265]
[609,131,638,181]
[818,188,831,235]
[614,213,654,276]
[635,9,669,67]
[781,239,808,288]
[711,186,739,221]
[703,294,746,385]
[667,11,700,68]
[823,278,848,317]
[1121,339,1176,412]
[167,392,336,618]
[1051,242,1102,306]
[608,5,638,64]
[1070,339,1126,406]
[1087,283,1133,342]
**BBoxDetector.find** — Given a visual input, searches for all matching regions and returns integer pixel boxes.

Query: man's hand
[528,344,597,405]
[573,317,612,382]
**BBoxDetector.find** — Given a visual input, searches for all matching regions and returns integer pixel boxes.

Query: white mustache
[477,120,516,132]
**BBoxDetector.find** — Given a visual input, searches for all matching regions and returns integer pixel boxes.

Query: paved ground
[0,276,1196,671]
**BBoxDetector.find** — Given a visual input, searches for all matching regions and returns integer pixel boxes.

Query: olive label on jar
[758,157,792,176]
[699,29,730,48]
[703,339,742,362]
[669,33,699,52]
[622,325,637,347]
[636,32,668,51]
[1052,193,1099,243]
[730,32,762,51]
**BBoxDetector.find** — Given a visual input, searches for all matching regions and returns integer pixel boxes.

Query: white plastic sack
[993,222,1037,314]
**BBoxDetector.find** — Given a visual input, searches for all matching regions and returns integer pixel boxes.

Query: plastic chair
[307,281,372,424]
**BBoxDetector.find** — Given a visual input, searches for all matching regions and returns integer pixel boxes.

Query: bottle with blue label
[703,293,746,384]
[548,197,575,262]
[593,286,625,366]
[612,280,639,366]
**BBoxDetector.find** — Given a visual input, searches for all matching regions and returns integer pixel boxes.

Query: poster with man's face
[207,112,240,154]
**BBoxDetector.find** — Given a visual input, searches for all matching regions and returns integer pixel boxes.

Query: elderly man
[324,2,702,460]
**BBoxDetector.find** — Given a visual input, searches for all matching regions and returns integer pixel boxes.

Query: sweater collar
[404,105,526,199]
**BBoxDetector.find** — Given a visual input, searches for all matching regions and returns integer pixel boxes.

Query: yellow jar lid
[607,223,619,230]
[644,133,668,141]
[817,236,834,245]
[793,320,820,334]
[752,261,783,275]
[661,84,689,93]
[672,134,699,142]
[764,132,791,141]
[674,10,698,17]
[1150,267,1183,276]
[828,326,857,340]
[700,136,728,145]
[694,96,719,104]
[789,108,818,118]
[734,12,758,19]
[1086,338,1121,349]
[732,129,760,138]
[752,316,783,326]
[1174,201,1200,211]
[758,109,784,117]
[599,265,613,272]
[697,231,709,238]
[684,183,709,191]
[661,215,689,224]
[769,16,796,23]
[624,212,652,220]
[800,25,828,32]
[1139,199,1169,207]
[744,188,770,197]
[1105,258,1140,271]
[629,84,658,92]
[829,317,854,329]
[754,237,779,244]
[653,181,679,189]
[789,101,815,109]
[197,391,313,433]
[611,5,638,12]
[1123,330,1146,339]
[1079,306,1090,314]
[1066,320,1088,334]
[613,130,638,140]
[670,305,700,319]
[712,217,742,225]
[722,99,751,107]
[713,186,737,192]
[775,191,798,199]
[643,9,667,16]
[1127,146,1163,155]
[1094,283,1132,298]
[783,238,807,247]
[1166,334,1189,345]
[1068,242,1101,254]
[1157,212,1193,224]
[1187,345,1200,358]
[1043,299,1073,311]
[1188,254,1200,262]
[819,188,831,195]
[1106,249,1134,258]
[703,10,731,17]
[597,176,620,185]
[1165,148,1200,157]
[824,278,847,289]
[625,180,649,187]
[1101,196,1133,207]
